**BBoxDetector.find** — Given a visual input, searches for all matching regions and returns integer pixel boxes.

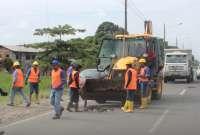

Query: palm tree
[34,24,86,40]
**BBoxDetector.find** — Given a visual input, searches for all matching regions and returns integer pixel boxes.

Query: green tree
[2,57,13,72]
[34,24,86,40]
[95,21,127,45]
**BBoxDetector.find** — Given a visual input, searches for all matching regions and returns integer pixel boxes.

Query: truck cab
[164,49,193,83]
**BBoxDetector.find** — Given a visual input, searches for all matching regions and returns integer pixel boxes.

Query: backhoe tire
[152,80,163,100]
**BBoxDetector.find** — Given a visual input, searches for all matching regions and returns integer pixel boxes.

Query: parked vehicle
[196,65,200,79]
[164,49,194,83]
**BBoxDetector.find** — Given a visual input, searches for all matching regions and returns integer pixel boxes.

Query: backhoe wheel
[153,80,163,100]
[148,88,152,104]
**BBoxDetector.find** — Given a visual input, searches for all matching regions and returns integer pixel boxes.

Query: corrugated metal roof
[0,45,44,53]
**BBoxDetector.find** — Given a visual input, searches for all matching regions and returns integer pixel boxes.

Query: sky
[0,0,200,59]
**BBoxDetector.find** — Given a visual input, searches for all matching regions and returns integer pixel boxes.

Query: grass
[0,71,51,105]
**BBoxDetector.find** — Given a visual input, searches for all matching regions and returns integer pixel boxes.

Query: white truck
[164,49,194,83]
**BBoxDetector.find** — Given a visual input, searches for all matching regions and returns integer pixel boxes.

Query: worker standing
[25,61,40,104]
[67,64,80,112]
[121,60,138,113]
[7,61,30,107]
[50,60,66,119]
[138,58,150,109]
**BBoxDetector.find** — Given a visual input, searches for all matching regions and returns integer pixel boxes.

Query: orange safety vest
[28,67,40,83]
[69,71,79,89]
[124,68,138,90]
[14,69,24,88]
[139,67,149,82]
[51,68,62,89]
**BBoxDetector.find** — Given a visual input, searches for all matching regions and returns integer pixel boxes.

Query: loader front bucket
[80,79,126,103]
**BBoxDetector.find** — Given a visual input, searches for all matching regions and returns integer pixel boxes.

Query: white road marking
[149,109,169,133]
[179,89,187,96]
[0,111,52,129]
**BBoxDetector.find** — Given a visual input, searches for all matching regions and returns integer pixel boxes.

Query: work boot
[139,98,146,109]
[52,114,60,120]
[125,101,134,113]
[66,102,73,112]
[26,102,31,107]
[144,97,148,108]
[75,103,81,112]
[60,106,64,116]
[147,96,151,104]
[121,100,128,112]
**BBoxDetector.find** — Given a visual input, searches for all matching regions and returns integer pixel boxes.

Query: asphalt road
[1,80,200,135]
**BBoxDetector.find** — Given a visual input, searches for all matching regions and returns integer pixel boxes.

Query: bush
[2,57,13,72]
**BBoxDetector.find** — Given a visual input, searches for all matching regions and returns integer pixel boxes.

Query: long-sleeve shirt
[12,70,17,85]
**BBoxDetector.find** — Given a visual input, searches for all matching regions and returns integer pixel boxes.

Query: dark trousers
[69,88,79,104]
[126,90,136,101]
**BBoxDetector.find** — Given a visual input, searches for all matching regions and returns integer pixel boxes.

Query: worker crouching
[67,64,81,112]
[50,60,66,119]
[138,58,150,109]
[121,61,138,113]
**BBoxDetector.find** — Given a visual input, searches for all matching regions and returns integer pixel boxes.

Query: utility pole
[123,0,128,56]
[164,23,166,48]
[125,0,127,34]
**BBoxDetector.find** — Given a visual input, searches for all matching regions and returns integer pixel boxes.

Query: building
[0,45,43,69]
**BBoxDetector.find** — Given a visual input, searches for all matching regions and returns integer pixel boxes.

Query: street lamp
[164,22,183,48]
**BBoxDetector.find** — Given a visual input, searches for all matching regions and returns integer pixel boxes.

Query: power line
[127,5,145,22]
[119,0,144,22]
[129,0,146,20]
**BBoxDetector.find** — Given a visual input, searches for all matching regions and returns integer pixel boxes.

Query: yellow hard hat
[32,61,39,66]
[13,61,20,67]
[139,58,146,63]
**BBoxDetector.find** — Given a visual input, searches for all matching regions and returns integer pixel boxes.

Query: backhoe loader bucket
[80,78,126,103]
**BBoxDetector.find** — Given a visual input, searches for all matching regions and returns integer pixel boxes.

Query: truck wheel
[96,100,106,104]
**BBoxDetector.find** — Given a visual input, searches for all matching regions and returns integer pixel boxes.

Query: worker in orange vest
[138,58,150,109]
[121,60,138,113]
[50,60,66,119]
[25,61,40,104]
[7,61,30,107]
[67,64,81,112]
